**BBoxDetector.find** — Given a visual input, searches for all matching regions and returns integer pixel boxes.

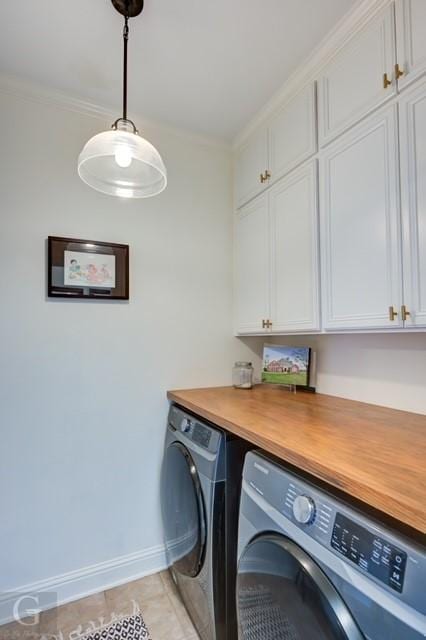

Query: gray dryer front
[161,404,249,640]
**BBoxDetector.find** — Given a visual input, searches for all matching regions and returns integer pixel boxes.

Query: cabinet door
[320,106,403,330]
[234,128,268,209]
[269,161,320,333]
[399,78,426,327]
[395,0,426,89]
[234,194,270,334]
[318,5,396,146]
[268,83,317,185]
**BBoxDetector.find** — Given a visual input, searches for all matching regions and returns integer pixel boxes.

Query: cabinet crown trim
[233,0,393,150]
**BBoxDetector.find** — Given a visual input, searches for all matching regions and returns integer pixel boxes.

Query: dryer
[237,450,426,639]
[161,404,249,640]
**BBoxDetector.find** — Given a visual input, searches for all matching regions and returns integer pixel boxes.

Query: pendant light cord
[112,1,138,133]
[123,13,129,121]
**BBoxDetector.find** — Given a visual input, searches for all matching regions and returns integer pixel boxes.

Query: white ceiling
[0,0,357,141]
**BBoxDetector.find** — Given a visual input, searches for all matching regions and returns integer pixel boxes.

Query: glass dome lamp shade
[77,0,167,199]
[78,119,167,198]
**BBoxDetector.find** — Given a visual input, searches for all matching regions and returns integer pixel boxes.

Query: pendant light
[78,0,167,199]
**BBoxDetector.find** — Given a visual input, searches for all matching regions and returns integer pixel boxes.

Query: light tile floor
[0,571,199,640]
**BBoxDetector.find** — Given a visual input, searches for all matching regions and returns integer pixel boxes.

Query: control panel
[168,405,219,453]
[331,513,407,593]
[177,416,213,448]
[283,480,408,593]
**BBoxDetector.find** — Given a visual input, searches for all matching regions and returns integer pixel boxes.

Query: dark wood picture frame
[47,236,129,300]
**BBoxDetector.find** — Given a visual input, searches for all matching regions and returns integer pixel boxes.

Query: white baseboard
[0,544,168,626]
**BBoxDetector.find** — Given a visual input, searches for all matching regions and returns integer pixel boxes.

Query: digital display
[192,423,211,448]
[331,513,407,593]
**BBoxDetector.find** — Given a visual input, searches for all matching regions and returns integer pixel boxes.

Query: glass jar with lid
[233,361,254,389]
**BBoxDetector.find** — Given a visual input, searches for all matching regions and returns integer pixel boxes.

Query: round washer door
[161,441,206,577]
[237,534,365,640]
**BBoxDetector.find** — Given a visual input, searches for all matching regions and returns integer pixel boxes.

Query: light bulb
[115,144,132,168]
[116,187,134,198]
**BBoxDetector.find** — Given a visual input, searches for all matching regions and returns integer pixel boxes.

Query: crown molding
[0,72,231,151]
[0,0,393,152]
[233,0,393,149]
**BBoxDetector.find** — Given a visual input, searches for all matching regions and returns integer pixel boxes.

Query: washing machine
[161,403,250,640]
[237,450,426,639]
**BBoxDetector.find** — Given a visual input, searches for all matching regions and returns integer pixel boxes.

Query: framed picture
[47,236,129,300]
[261,344,312,388]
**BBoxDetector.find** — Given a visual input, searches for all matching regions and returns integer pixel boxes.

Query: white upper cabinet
[269,161,320,333]
[399,78,426,328]
[233,1,426,335]
[395,0,426,89]
[318,5,396,146]
[234,83,316,209]
[320,105,403,330]
[234,194,270,334]
[234,162,320,335]
[268,84,317,185]
[234,128,268,209]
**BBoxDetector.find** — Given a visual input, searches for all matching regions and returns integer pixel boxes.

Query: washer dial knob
[292,495,316,524]
[180,418,192,433]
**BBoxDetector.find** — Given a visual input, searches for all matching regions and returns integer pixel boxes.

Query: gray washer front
[237,450,426,640]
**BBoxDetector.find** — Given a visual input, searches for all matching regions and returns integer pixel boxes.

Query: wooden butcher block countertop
[167,385,426,536]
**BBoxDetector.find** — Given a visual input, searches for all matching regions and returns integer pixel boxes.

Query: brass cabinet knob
[389,306,398,321]
[395,63,404,79]
[383,73,392,89]
[401,305,411,321]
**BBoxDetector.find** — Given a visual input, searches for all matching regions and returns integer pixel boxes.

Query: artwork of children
[262,344,311,387]
[64,250,116,288]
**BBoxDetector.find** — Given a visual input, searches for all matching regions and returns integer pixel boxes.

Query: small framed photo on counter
[261,344,313,390]
[47,236,129,300]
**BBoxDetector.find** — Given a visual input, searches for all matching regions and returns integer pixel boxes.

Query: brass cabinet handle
[395,63,404,79]
[383,73,392,89]
[401,305,411,321]
[259,170,271,184]
[262,319,273,329]
[262,319,267,328]
[389,306,398,321]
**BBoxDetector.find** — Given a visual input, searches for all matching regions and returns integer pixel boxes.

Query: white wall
[0,88,263,615]
[265,333,426,415]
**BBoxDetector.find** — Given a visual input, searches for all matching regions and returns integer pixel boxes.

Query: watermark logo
[1,591,58,638]
[13,594,41,626]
